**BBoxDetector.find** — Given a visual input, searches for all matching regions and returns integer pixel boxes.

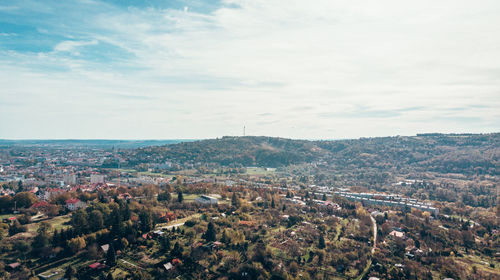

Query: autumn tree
[158,191,171,202]
[89,210,104,232]
[32,221,51,250]
[71,209,89,234]
[13,192,37,208]
[67,237,86,253]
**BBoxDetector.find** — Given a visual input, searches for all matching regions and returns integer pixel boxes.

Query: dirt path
[371,215,377,254]
[356,216,377,280]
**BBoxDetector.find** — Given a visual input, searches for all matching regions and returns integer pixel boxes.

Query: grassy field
[156,213,202,229]
[26,215,71,236]
[182,194,200,201]
[137,171,166,177]
[0,213,17,221]
[245,167,276,175]
[107,168,137,173]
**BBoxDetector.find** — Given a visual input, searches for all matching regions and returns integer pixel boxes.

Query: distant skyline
[1,0,499,139]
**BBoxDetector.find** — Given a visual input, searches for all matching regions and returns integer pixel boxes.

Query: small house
[389,230,405,238]
[89,262,105,270]
[100,244,109,253]
[163,262,173,271]
[6,262,20,271]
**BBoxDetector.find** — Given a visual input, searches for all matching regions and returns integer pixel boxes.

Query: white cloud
[1,0,499,139]
[54,40,98,55]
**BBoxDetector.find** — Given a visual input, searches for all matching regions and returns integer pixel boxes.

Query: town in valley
[0,135,498,279]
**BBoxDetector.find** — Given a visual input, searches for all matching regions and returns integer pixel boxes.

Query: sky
[1,0,499,139]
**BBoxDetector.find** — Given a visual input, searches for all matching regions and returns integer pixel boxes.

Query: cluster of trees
[0,192,38,213]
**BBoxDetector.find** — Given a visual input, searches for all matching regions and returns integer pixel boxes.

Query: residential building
[90,174,105,184]
[65,198,86,211]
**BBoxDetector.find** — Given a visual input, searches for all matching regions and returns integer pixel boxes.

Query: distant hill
[0,139,194,149]
[316,133,500,176]
[133,136,325,167]
[129,133,500,175]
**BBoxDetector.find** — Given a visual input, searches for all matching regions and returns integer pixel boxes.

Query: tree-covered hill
[130,136,326,167]
[317,133,500,176]
[125,133,500,175]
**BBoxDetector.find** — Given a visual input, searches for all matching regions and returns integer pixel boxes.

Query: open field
[245,167,276,175]
[27,215,71,235]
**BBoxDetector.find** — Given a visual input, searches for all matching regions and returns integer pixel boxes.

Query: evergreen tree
[98,272,107,280]
[106,244,117,266]
[32,226,50,249]
[221,230,230,244]
[231,193,240,208]
[65,266,76,279]
[203,222,217,242]
[177,191,184,203]
[160,236,171,252]
[122,202,131,221]
[282,204,286,211]
[111,208,124,237]
[139,209,153,232]
[52,229,60,246]
[171,241,183,257]
[271,197,275,208]
[322,194,327,201]
[318,233,325,249]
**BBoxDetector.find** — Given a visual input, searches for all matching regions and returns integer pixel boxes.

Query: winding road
[370,215,377,254]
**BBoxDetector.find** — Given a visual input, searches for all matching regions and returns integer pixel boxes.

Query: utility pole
[243,126,246,136]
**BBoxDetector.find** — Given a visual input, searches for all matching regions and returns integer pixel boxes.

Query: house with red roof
[171,258,182,266]
[88,262,105,270]
[65,198,86,211]
[30,201,55,212]
[118,192,132,200]
[6,262,20,271]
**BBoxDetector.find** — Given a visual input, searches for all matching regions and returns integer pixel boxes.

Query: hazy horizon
[1,131,498,142]
[1,0,499,139]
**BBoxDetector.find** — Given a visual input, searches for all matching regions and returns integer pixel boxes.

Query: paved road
[370,215,377,254]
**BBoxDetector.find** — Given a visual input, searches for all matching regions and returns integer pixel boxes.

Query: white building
[63,174,76,185]
[90,174,105,184]
[195,195,218,205]
[65,199,86,211]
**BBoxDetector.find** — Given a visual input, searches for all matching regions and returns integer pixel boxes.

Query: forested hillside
[130,136,325,167]
[126,133,500,176]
